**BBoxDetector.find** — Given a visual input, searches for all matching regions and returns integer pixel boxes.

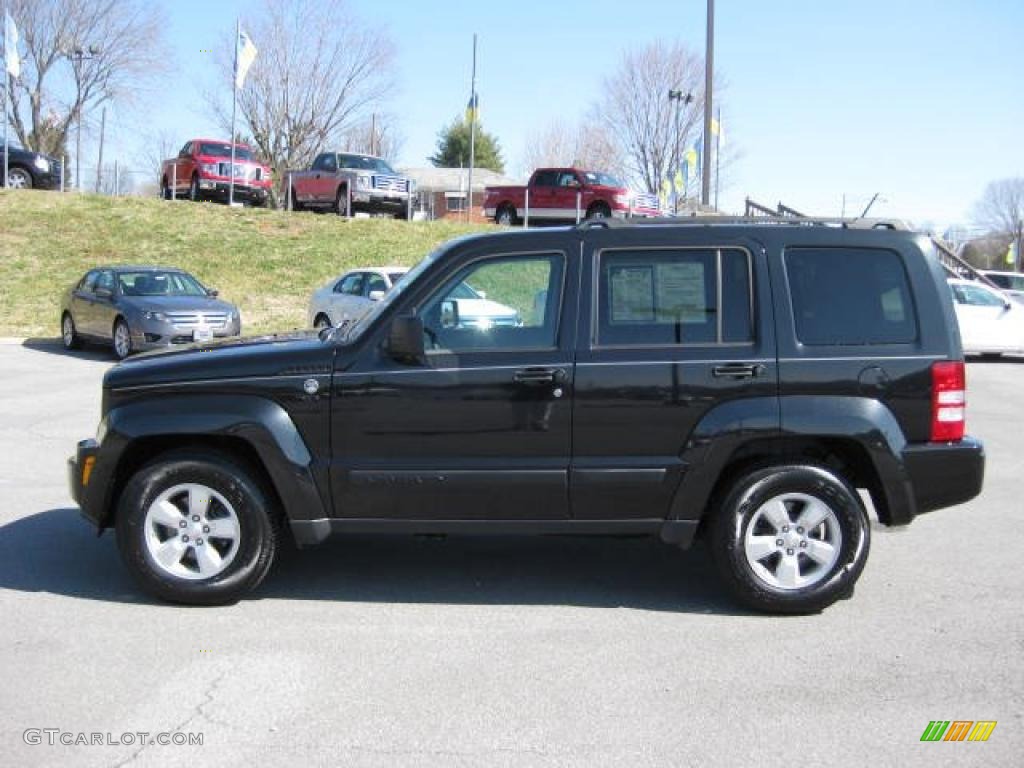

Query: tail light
[931,361,965,442]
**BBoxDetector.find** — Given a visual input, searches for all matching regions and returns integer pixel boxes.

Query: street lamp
[66,45,100,191]
[668,89,692,213]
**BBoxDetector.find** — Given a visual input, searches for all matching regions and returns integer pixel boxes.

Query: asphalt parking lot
[0,340,1020,767]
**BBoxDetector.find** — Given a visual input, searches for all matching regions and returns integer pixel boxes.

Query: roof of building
[399,166,521,192]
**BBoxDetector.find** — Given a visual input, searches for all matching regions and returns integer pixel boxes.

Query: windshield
[118,271,208,297]
[583,171,624,188]
[199,143,256,161]
[339,154,396,174]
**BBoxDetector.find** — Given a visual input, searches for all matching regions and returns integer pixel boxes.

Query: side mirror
[387,315,424,362]
[94,287,113,299]
[440,299,460,329]
[207,288,219,297]
[368,290,386,302]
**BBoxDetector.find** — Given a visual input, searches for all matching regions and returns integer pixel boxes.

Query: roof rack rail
[577,215,911,231]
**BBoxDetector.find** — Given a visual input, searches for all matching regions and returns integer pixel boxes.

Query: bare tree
[207,0,395,197]
[4,0,166,159]
[973,178,1024,235]
[592,39,706,195]
[973,178,1024,271]
[341,113,404,161]
[520,119,624,177]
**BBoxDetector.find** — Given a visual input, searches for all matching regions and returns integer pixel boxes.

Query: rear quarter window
[785,247,917,345]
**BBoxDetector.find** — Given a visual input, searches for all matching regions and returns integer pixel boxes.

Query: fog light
[81,456,96,487]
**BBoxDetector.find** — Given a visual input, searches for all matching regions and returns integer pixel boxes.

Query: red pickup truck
[483,168,661,225]
[160,139,273,206]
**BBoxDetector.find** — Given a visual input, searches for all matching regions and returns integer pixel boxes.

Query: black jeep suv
[68,218,984,612]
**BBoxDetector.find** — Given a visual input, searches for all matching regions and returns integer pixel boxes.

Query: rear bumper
[902,436,985,515]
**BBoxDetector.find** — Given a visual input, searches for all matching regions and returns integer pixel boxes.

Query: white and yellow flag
[4,10,20,78]
[234,28,257,89]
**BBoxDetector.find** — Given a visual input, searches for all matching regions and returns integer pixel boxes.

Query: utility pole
[667,90,691,213]
[94,105,105,193]
[701,0,714,207]
[67,45,99,191]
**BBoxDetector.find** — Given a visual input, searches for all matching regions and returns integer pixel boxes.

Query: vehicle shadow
[20,337,114,362]
[0,509,748,615]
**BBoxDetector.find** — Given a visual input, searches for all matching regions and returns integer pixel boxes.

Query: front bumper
[351,191,410,214]
[902,436,985,515]
[198,180,271,203]
[68,439,103,527]
[131,317,242,351]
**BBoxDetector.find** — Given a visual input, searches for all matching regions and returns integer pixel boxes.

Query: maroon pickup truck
[483,168,661,225]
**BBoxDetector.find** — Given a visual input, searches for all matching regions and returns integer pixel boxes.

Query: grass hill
[0,190,490,337]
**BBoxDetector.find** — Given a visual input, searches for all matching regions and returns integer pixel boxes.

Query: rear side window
[785,248,917,345]
[597,248,753,346]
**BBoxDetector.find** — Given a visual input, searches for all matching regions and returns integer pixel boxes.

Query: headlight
[200,163,219,175]
[33,156,51,172]
[357,175,370,190]
[143,311,168,322]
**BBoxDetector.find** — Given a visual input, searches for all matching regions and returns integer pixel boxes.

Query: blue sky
[91,0,1023,227]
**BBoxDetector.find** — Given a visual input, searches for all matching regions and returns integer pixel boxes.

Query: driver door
[330,236,580,520]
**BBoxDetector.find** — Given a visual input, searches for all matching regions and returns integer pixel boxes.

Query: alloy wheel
[143,483,241,580]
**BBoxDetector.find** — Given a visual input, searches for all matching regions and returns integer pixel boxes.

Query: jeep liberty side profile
[69,218,985,613]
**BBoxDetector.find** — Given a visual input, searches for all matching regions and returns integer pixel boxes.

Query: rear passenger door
[572,228,779,521]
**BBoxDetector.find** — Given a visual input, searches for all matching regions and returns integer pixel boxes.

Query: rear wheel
[708,463,870,614]
[61,312,81,350]
[115,452,279,605]
[113,318,133,360]
[495,205,516,226]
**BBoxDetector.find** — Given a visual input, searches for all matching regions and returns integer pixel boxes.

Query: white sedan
[308,266,408,330]
[948,279,1024,357]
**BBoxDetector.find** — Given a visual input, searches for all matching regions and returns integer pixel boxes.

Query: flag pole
[229,17,238,207]
[466,33,477,222]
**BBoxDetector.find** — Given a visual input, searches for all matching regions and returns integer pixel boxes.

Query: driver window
[419,253,564,352]
[95,271,115,294]
[557,172,579,187]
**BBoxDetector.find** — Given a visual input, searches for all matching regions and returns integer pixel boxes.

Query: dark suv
[68,218,985,613]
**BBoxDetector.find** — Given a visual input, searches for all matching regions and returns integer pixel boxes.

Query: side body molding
[87,394,327,528]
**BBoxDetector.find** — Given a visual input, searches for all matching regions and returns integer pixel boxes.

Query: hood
[104,330,333,390]
[120,295,238,314]
[454,298,519,319]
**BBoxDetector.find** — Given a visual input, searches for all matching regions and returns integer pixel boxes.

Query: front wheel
[585,202,611,221]
[115,453,279,605]
[313,313,332,331]
[335,186,349,216]
[189,175,200,202]
[113,318,133,360]
[708,463,870,614]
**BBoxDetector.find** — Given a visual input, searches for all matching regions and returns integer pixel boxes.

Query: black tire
[708,463,870,614]
[6,165,34,189]
[313,313,332,331]
[335,185,349,216]
[161,177,172,200]
[495,204,516,226]
[189,174,200,202]
[585,202,611,221]
[61,312,82,350]
[112,317,133,360]
[115,452,279,605]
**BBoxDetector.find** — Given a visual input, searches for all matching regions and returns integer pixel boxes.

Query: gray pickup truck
[287,152,413,218]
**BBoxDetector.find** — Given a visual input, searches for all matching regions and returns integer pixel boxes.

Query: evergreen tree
[429,118,504,174]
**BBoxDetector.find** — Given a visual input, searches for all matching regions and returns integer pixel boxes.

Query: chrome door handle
[712,363,765,379]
